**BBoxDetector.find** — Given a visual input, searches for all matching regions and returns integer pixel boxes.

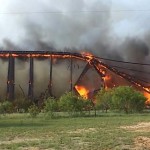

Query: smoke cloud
[0,0,150,60]
[0,0,150,98]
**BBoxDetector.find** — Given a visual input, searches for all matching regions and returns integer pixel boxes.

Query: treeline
[0,86,147,118]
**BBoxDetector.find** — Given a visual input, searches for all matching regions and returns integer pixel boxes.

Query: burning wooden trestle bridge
[0,51,150,101]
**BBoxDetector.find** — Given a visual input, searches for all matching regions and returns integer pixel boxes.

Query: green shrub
[111,86,146,113]
[13,98,32,113]
[96,86,146,114]
[59,92,85,116]
[95,88,112,113]
[44,97,58,118]
[28,105,40,118]
[0,101,13,115]
[83,99,95,115]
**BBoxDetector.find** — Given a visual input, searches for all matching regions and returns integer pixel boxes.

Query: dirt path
[120,122,150,149]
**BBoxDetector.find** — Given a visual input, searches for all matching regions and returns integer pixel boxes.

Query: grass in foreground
[0,112,150,149]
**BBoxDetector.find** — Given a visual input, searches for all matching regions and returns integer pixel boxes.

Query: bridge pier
[70,55,73,92]
[28,56,34,99]
[7,55,15,100]
[48,55,53,96]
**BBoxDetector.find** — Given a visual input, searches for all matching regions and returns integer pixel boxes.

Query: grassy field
[0,112,150,150]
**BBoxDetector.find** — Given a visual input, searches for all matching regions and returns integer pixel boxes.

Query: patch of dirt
[120,122,150,149]
[115,136,150,150]
[120,122,150,132]
[134,136,150,150]
[21,147,40,150]
[68,128,97,134]
[0,137,40,145]
[21,147,55,150]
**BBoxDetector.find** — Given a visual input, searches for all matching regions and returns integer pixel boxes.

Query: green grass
[0,112,150,149]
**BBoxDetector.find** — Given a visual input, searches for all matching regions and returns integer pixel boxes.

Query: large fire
[1,51,150,102]
[144,92,150,105]
[75,85,89,99]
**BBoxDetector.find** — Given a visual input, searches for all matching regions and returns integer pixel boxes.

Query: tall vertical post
[7,54,15,100]
[70,55,73,92]
[28,56,34,99]
[48,55,53,96]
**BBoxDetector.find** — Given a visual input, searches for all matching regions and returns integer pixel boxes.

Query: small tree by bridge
[59,92,85,116]
[96,86,146,113]
[111,86,146,113]
[96,88,112,113]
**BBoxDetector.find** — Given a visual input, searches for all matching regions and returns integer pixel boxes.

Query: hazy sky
[0,0,150,52]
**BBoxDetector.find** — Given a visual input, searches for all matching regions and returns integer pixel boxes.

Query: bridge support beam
[48,55,53,96]
[7,55,15,100]
[28,56,34,99]
[70,55,73,92]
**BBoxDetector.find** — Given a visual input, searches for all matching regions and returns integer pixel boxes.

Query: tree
[0,101,13,115]
[44,97,58,118]
[59,92,85,116]
[111,86,146,113]
[95,88,112,113]
[28,104,40,118]
[83,99,95,115]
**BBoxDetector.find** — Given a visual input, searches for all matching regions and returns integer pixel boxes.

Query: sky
[0,0,150,60]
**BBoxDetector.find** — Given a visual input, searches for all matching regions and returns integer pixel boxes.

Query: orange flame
[5,54,87,64]
[103,75,111,82]
[144,92,150,105]
[75,85,89,99]
[81,52,94,62]
[102,75,111,90]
